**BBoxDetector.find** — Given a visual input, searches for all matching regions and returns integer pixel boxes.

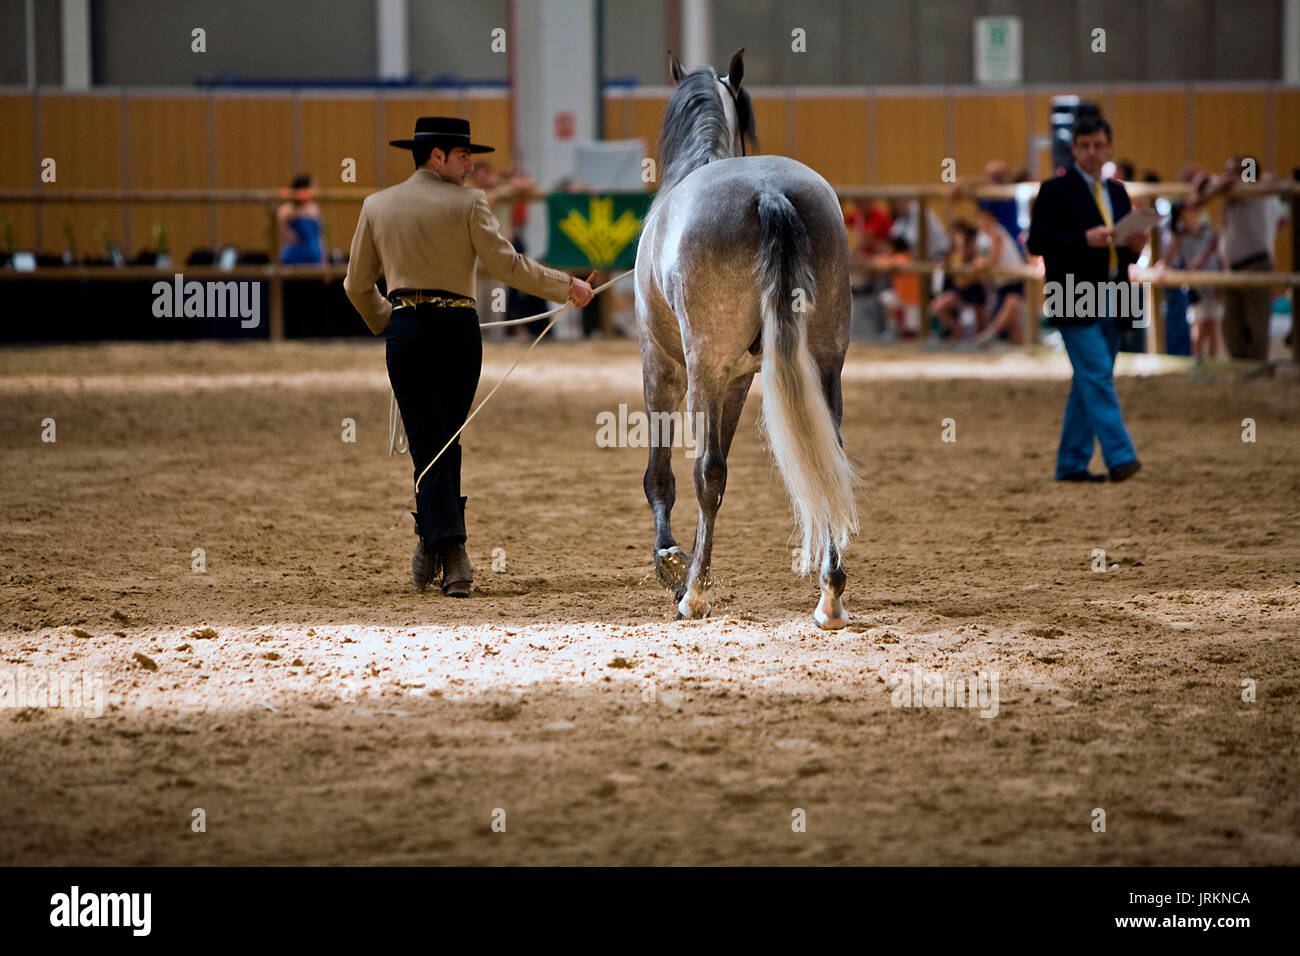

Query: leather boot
[439,541,473,598]
[411,537,438,592]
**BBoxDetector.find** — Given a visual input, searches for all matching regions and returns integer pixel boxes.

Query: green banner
[544,192,654,269]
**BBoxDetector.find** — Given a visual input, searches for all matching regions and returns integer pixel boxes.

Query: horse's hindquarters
[635,154,855,627]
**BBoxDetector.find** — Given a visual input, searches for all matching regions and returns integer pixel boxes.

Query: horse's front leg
[643,356,688,593]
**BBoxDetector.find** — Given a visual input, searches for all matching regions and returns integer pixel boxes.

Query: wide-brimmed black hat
[389,116,494,153]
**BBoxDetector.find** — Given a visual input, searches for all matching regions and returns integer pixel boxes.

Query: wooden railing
[846,180,1298,360]
[2,182,1296,355]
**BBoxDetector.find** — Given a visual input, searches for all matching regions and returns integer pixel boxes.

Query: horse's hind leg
[814,364,850,630]
[815,541,849,629]
[678,406,722,619]
[677,373,750,619]
[719,374,754,458]
[644,356,688,591]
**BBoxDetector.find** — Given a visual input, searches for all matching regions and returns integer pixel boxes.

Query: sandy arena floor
[0,338,1297,865]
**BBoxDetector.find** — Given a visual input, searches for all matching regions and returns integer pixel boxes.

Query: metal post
[1285,0,1300,85]
[917,196,930,331]
[682,0,711,69]
[594,0,604,140]
[376,0,408,80]
[1149,225,1164,354]
[267,203,278,260]
[1028,277,1041,346]
[266,204,285,342]
[1292,185,1299,365]
[269,270,284,342]
[60,0,91,89]
[25,0,36,90]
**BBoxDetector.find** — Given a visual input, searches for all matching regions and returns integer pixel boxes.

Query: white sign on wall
[974,16,1022,85]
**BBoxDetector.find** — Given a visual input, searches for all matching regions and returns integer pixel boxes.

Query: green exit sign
[975,16,1022,85]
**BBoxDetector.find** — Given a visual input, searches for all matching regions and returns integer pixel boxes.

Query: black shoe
[411,539,438,592]
[1057,470,1106,483]
[438,542,473,598]
[1109,459,1142,483]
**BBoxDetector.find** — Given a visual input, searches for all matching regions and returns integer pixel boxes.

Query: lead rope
[386,268,635,529]
[388,389,408,456]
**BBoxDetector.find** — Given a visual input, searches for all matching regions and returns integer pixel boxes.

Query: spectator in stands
[971,206,1027,346]
[845,198,894,262]
[887,197,950,261]
[498,165,553,340]
[1128,171,1161,212]
[1163,198,1222,362]
[875,235,922,338]
[950,160,1023,254]
[471,162,500,194]
[471,162,507,337]
[1194,155,1288,361]
[1158,164,1210,356]
[1116,171,1167,353]
[278,174,325,266]
[929,219,985,341]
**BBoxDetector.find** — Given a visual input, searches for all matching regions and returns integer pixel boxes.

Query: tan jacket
[344,168,573,334]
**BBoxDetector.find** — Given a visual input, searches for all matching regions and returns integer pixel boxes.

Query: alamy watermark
[887,665,999,718]
[1,668,105,717]
[1043,275,1152,327]
[49,886,150,936]
[152,273,260,328]
[596,403,706,458]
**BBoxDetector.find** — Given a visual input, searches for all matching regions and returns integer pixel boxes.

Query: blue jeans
[1056,314,1137,477]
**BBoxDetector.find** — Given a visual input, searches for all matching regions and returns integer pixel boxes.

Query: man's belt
[388,288,476,310]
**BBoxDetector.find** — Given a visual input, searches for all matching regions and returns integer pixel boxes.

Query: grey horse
[635,49,859,629]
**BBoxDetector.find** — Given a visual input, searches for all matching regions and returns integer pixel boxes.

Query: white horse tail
[755,188,859,576]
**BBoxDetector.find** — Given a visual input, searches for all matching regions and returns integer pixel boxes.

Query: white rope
[388,389,408,456]
[383,268,635,524]
[478,309,570,328]
[412,268,634,493]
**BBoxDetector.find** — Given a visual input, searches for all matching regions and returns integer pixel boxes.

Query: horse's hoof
[677,593,710,619]
[655,546,689,590]
[814,607,849,630]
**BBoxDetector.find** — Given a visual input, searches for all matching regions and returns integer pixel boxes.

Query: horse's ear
[668,51,685,85]
[726,48,745,91]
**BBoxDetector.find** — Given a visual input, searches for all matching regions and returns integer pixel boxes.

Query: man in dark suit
[1028,114,1144,483]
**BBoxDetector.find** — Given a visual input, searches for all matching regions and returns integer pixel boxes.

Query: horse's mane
[657,67,757,193]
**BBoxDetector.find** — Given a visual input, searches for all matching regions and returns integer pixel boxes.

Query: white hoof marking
[814,607,849,630]
[677,593,710,619]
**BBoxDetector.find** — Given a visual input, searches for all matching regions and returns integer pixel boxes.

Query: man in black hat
[345,116,595,596]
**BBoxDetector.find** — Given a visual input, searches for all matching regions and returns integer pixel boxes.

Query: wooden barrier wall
[2,84,1295,266]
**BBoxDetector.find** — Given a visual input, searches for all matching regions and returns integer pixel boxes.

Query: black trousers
[385,304,482,550]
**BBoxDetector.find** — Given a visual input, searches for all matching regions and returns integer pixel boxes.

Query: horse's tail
[755,188,859,576]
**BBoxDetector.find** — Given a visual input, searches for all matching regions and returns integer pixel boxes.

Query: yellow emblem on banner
[557,197,643,266]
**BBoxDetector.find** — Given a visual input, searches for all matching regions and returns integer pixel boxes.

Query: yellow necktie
[1092,179,1118,274]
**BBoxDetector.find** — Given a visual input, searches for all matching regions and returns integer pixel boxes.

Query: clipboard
[1111,208,1162,242]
